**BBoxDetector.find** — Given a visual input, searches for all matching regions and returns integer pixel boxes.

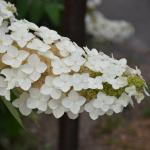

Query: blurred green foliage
[0,100,21,137]
[8,0,64,30]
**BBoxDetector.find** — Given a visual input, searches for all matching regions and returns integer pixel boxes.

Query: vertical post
[58,0,87,150]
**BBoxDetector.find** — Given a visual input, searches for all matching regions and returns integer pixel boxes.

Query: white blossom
[1,68,32,91]
[51,58,70,75]
[13,92,32,116]
[62,53,86,72]
[86,11,134,43]
[48,99,67,118]
[0,0,16,19]
[55,37,76,57]
[0,16,3,26]
[27,88,50,111]
[27,38,50,52]
[125,85,137,97]
[62,90,86,114]
[52,74,72,92]
[135,92,144,104]
[40,76,62,99]
[88,76,103,89]
[0,0,147,120]
[72,73,89,91]
[0,33,13,53]
[84,101,105,120]
[93,92,115,112]
[10,30,35,47]
[105,76,128,89]
[21,54,47,81]
[87,0,102,9]
[2,46,29,68]
[67,112,78,120]
[35,26,60,44]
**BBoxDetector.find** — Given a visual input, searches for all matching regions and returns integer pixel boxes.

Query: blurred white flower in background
[86,0,134,43]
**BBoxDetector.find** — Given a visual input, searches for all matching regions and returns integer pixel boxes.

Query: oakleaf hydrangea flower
[21,54,47,81]
[40,76,62,99]
[27,38,50,52]
[52,74,72,92]
[0,0,148,120]
[62,53,86,72]
[62,90,86,114]
[27,88,50,111]
[2,45,29,68]
[48,99,67,118]
[1,68,32,90]
[12,92,32,116]
[0,33,13,53]
[51,58,70,75]
[55,37,76,57]
[93,92,115,112]
[35,26,60,44]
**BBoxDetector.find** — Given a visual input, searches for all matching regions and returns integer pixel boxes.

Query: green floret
[89,70,102,78]
[79,89,99,101]
[79,66,102,78]
[79,68,145,100]
[79,83,125,101]
[102,83,125,98]
[128,75,145,91]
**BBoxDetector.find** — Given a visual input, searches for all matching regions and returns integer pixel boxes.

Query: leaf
[45,2,64,26]
[2,98,24,128]
[29,0,44,23]
[16,0,30,18]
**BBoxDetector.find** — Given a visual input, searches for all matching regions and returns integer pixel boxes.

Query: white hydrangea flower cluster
[0,0,16,25]
[0,0,149,120]
[86,0,134,42]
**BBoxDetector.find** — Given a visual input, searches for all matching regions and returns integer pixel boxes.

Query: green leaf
[45,2,64,25]
[2,98,24,128]
[29,0,44,23]
[16,0,30,18]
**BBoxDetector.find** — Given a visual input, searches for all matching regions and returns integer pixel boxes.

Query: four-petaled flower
[62,90,86,114]
[40,76,62,99]
[21,54,47,81]
[13,92,32,116]
[27,88,50,111]
[2,45,29,68]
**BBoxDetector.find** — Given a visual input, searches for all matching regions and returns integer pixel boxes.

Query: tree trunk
[58,1,87,150]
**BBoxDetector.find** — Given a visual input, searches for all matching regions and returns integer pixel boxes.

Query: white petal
[53,107,65,118]
[19,79,31,91]
[48,100,58,109]
[21,64,33,74]
[29,72,41,81]
[62,98,73,108]
[40,85,51,95]
[36,62,47,73]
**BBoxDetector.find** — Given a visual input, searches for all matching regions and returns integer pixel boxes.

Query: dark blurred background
[0,0,150,150]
